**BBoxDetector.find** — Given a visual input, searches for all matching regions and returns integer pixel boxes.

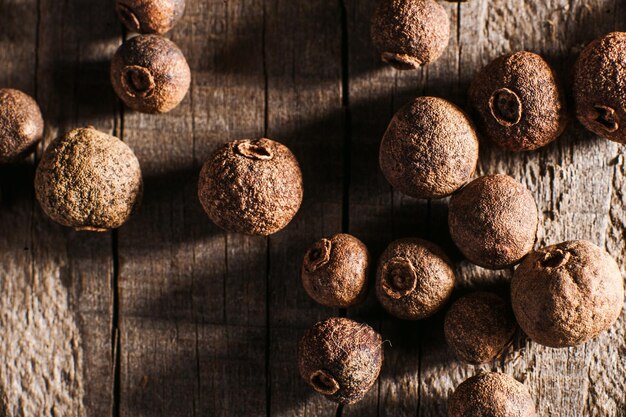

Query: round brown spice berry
[111,34,191,114]
[35,127,143,231]
[371,0,450,70]
[0,89,44,163]
[115,0,185,34]
[376,238,455,320]
[298,317,383,404]
[302,234,370,308]
[574,32,626,143]
[379,96,479,199]
[448,175,538,269]
[469,51,567,151]
[444,292,516,364]
[198,138,303,236]
[511,240,624,348]
[448,372,537,417]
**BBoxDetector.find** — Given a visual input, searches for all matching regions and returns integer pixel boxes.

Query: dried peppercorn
[371,0,450,70]
[469,51,567,151]
[298,317,383,404]
[0,88,44,163]
[115,0,185,34]
[198,138,303,236]
[574,32,626,143]
[448,372,537,417]
[376,238,455,320]
[379,96,479,199]
[111,34,191,113]
[448,174,538,269]
[34,127,143,231]
[302,233,370,308]
[444,292,516,364]
[511,240,624,348]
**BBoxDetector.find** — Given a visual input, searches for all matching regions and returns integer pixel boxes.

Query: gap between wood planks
[111,25,127,417]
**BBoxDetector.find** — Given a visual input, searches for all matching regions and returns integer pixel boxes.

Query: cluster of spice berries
[0,0,305,236]
[0,0,625,413]
[295,1,626,411]
[111,0,190,114]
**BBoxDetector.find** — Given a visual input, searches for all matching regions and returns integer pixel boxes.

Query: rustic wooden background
[0,0,625,416]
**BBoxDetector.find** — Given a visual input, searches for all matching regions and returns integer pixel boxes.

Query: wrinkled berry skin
[469,51,567,151]
[198,138,303,236]
[0,89,44,163]
[444,292,516,364]
[298,317,383,404]
[448,174,538,269]
[302,233,370,308]
[448,372,537,417]
[379,96,479,199]
[35,127,143,231]
[511,240,624,348]
[115,0,185,34]
[376,238,455,320]
[111,34,191,114]
[574,32,626,143]
[371,0,450,70]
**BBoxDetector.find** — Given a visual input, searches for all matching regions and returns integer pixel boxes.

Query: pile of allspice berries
[0,0,624,415]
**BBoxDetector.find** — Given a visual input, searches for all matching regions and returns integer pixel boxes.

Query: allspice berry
[574,32,626,143]
[35,127,142,231]
[0,88,44,163]
[448,372,537,417]
[302,234,370,308]
[511,240,624,348]
[198,138,303,236]
[298,317,383,404]
[376,238,455,320]
[448,175,538,269]
[444,292,516,364]
[379,96,479,199]
[469,51,567,151]
[371,0,450,70]
[115,0,185,34]
[111,34,191,114]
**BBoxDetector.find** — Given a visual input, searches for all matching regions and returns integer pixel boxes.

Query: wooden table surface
[1,0,625,416]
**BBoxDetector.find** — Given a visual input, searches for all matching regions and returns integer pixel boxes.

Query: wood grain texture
[0,0,117,416]
[0,0,624,416]
[264,1,344,416]
[117,0,270,416]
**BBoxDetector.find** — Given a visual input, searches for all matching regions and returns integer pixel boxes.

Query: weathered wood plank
[263,1,345,416]
[117,0,268,416]
[0,0,117,415]
[342,1,460,416]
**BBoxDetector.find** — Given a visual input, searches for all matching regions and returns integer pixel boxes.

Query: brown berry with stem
[574,32,626,143]
[448,174,538,269]
[448,372,537,417]
[115,0,185,34]
[376,238,455,320]
[444,292,516,364]
[302,234,370,308]
[298,317,383,404]
[111,34,191,114]
[511,240,624,348]
[469,51,567,151]
[379,96,479,199]
[35,127,143,231]
[0,89,44,163]
[198,138,303,236]
[371,0,450,70]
